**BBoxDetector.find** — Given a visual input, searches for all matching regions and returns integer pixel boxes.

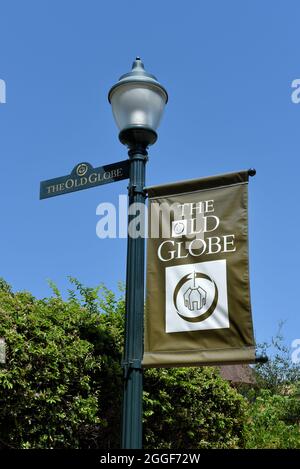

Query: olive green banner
[143,170,256,368]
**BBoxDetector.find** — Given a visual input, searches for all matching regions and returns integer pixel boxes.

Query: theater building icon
[183,271,207,311]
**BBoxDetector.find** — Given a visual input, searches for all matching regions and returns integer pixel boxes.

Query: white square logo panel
[165,259,229,333]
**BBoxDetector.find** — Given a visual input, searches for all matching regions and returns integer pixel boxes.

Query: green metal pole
[122,144,147,449]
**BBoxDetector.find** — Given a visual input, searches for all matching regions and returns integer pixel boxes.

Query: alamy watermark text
[0,79,6,104]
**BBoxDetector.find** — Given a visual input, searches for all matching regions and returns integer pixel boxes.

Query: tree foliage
[0,278,124,448]
[143,367,247,449]
[244,326,300,448]
[245,390,300,449]
[0,278,299,449]
[254,323,300,392]
[0,278,249,449]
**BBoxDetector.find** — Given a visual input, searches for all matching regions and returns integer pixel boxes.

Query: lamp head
[108,58,168,148]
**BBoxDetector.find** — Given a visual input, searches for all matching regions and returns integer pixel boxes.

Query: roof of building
[218,364,256,385]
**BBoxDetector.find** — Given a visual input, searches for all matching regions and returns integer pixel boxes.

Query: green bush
[143,367,247,449]
[0,278,124,448]
[2,277,299,448]
[0,277,249,449]
[245,390,300,449]
[244,329,300,449]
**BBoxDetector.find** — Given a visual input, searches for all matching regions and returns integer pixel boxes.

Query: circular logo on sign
[173,222,185,235]
[173,271,218,323]
[76,163,88,177]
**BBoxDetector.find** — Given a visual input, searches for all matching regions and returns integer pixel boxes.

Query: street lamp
[108,58,168,449]
[109,57,168,148]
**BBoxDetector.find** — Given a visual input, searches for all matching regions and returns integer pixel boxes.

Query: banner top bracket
[248,168,256,177]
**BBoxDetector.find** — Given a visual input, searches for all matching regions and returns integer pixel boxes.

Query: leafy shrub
[244,328,300,449]
[2,277,299,449]
[245,390,300,449]
[0,278,123,448]
[144,366,247,449]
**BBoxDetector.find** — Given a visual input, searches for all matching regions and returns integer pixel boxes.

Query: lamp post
[108,58,168,449]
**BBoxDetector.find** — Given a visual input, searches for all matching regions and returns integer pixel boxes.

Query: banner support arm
[255,355,268,364]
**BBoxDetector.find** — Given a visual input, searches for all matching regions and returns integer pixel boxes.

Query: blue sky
[0,0,299,348]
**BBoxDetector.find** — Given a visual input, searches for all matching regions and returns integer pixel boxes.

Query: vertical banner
[143,171,256,367]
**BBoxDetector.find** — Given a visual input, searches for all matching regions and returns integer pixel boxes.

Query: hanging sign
[40,160,130,199]
[143,170,256,367]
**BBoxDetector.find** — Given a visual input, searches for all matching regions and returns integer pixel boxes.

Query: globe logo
[173,271,218,323]
[76,163,88,177]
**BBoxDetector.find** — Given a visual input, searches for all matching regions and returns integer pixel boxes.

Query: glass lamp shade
[110,82,167,132]
[108,58,168,135]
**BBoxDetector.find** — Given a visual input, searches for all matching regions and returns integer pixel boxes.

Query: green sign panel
[40,160,130,200]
